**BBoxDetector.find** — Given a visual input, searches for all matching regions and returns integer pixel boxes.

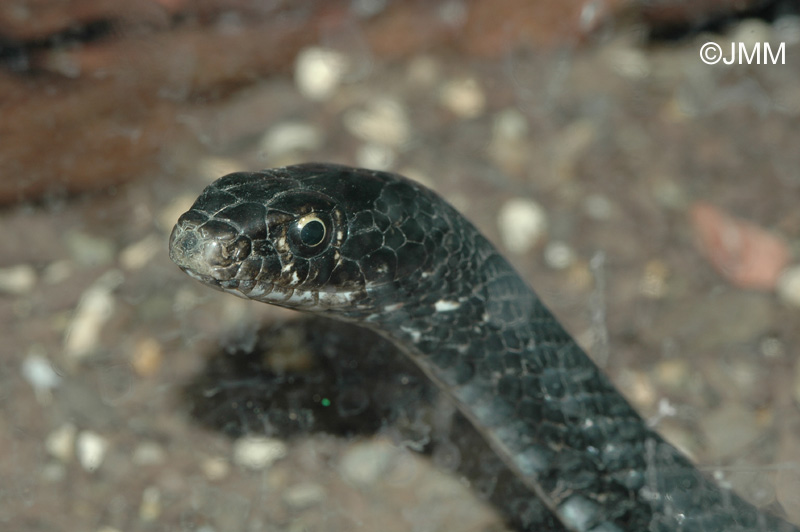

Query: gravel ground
[2,14,800,532]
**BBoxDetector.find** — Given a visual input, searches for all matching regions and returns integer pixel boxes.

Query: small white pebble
[544,241,576,270]
[339,439,398,486]
[120,234,161,271]
[45,423,77,463]
[343,98,411,147]
[21,349,61,403]
[583,194,613,221]
[232,436,287,471]
[283,482,326,510]
[0,264,36,295]
[407,55,440,87]
[439,77,485,118]
[132,442,166,466]
[139,486,162,522]
[618,369,657,410]
[259,121,324,158]
[550,121,597,181]
[492,108,529,141]
[773,85,800,116]
[651,179,687,210]
[579,0,604,31]
[497,198,548,255]
[65,232,114,267]
[355,142,395,170]
[42,260,73,285]
[351,0,389,17]
[76,431,109,472]
[759,336,786,359]
[43,50,81,78]
[774,15,800,45]
[63,270,124,366]
[639,260,669,299]
[777,265,800,308]
[295,47,349,101]
[605,46,650,80]
[201,456,230,481]
[41,462,66,483]
[131,337,163,378]
[173,286,204,313]
[729,18,772,48]
[438,0,468,26]
[488,109,530,173]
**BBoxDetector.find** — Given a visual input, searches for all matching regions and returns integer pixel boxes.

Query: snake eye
[299,217,326,246]
[288,213,331,257]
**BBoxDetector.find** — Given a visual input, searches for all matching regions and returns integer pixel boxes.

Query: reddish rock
[690,202,790,291]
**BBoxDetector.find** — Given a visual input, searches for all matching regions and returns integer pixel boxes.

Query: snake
[169,162,797,532]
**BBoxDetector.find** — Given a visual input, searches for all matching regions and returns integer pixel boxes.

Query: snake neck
[356,229,792,532]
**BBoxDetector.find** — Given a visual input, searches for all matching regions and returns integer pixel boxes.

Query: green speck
[321,398,331,407]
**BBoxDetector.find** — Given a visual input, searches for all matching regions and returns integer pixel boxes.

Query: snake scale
[169,163,797,532]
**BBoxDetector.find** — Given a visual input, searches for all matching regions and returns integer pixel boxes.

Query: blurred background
[1,0,800,530]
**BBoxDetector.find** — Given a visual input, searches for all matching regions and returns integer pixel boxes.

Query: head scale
[169,163,443,313]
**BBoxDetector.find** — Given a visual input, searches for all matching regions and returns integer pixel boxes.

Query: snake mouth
[178,266,233,290]
[169,222,246,281]
[170,220,365,310]
[176,259,362,310]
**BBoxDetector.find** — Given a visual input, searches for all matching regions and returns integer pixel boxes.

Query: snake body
[169,163,797,532]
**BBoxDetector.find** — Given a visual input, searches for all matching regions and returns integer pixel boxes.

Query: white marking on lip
[248,284,267,297]
[283,289,317,305]
[243,284,359,308]
[434,300,460,312]
[318,291,358,306]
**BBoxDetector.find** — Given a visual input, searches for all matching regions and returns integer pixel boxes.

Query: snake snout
[169,218,250,283]
[168,223,197,267]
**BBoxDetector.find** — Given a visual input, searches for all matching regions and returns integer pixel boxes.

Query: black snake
[169,163,797,532]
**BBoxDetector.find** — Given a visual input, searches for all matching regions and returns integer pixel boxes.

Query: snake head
[169,163,444,313]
